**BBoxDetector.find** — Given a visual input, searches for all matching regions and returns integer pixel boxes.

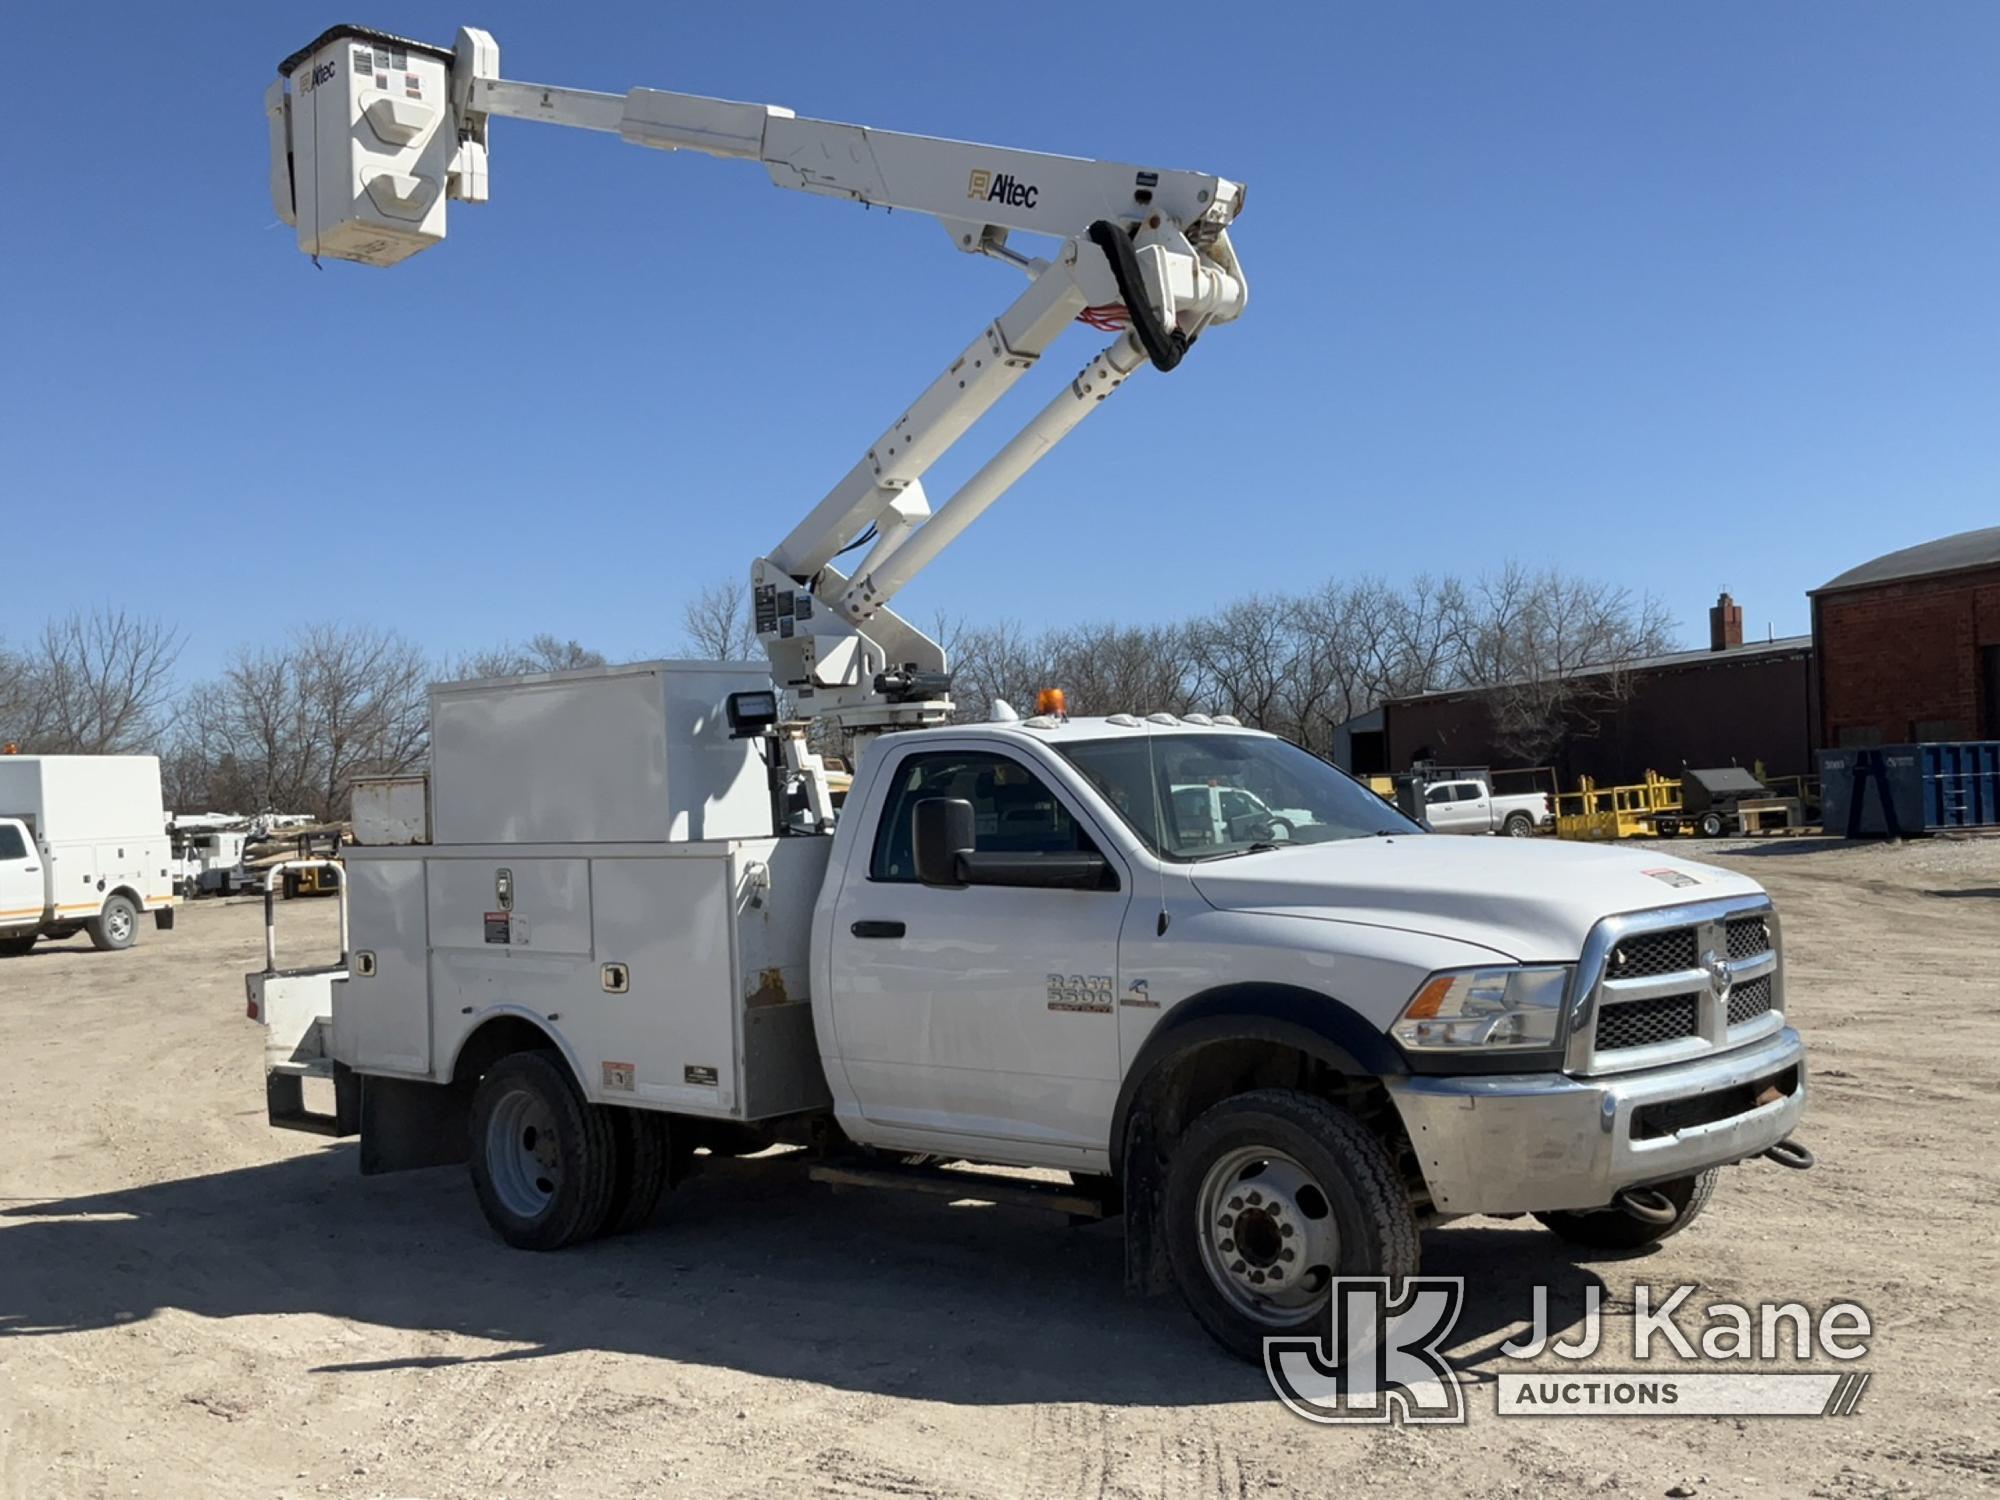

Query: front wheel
[87,895,139,952]
[1535,1170,1716,1251]
[1165,1089,1419,1363]
[467,1051,617,1250]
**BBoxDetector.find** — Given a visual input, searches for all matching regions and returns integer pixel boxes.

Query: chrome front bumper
[1386,1026,1806,1217]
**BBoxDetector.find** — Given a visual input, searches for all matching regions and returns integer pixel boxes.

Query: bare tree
[1463,565,1676,766]
[0,638,38,749]
[680,578,758,661]
[9,611,182,754]
[454,634,606,680]
[184,625,431,820]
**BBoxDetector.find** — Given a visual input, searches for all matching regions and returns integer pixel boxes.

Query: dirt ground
[1,838,1995,1499]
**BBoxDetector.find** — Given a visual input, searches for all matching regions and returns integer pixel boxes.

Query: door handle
[850,919,906,940]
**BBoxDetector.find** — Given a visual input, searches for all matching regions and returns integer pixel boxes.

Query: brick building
[1810,525,2000,748]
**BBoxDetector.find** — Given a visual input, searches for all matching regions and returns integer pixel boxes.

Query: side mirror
[912,797,976,887]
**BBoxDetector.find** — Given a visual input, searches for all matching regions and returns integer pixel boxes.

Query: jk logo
[1264,1277,1467,1424]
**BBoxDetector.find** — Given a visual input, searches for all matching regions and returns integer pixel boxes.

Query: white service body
[261,664,827,1122]
[0,756,173,942]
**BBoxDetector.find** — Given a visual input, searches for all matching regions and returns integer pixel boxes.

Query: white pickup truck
[1,755,176,956]
[1421,777,1554,837]
[249,665,1810,1362]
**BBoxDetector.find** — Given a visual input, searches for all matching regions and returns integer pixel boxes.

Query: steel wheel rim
[1195,1144,1340,1325]
[106,905,133,942]
[485,1086,562,1219]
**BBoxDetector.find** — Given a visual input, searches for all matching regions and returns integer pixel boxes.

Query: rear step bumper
[268,1060,360,1136]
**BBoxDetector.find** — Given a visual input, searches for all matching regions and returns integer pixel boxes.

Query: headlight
[1393,966,1572,1052]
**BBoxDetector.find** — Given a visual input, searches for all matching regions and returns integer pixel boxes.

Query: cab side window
[871,750,1102,882]
[1425,784,1454,806]
[0,826,26,861]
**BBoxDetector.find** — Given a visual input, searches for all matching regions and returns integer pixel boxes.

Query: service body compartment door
[427,858,595,1082]
[334,857,431,1074]
[587,856,740,1114]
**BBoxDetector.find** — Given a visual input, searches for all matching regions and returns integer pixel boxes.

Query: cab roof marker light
[1105,713,1142,728]
[1213,714,1242,727]
[1146,712,1179,726]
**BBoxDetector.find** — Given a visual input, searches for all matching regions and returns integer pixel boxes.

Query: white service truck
[0,755,176,956]
[252,25,1812,1362]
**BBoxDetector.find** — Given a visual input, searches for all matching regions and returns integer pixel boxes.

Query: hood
[1188,835,1764,962]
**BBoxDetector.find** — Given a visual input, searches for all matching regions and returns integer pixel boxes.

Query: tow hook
[1763,1137,1815,1171]
[1615,1187,1681,1225]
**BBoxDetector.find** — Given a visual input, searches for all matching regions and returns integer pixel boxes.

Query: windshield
[1058,733,1421,860]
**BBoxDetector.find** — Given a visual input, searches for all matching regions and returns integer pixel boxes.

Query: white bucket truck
[254,26,1812,1360]
[250,662,1812,1360]
[0,755,175,956]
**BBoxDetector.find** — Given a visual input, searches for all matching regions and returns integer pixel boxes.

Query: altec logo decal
[968,168,1039,209]
[300,59,340,93]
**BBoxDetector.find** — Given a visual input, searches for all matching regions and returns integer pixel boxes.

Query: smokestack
[1709,591,1743,652]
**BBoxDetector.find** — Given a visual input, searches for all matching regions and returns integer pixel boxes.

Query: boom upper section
[265,24,1248,743]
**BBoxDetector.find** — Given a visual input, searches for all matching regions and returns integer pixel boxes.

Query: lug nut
[1246,1192,1263,1207]
[1229,1196,1244,1211]
[1220,1239,1234,1252]
[1217,1214,1233,1228]
[1251,1270,1266,1284]
[1280,1223,1295,1238]
[1232,1260,1246,1274]
[1280,1248,1295,1262]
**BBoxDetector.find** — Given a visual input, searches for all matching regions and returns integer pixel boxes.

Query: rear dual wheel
[467,1050,670,1249]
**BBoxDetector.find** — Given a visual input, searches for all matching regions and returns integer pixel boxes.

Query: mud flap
[1121,1110,1174,1296]
[358,1074,472,1176]
[154,906,175,931]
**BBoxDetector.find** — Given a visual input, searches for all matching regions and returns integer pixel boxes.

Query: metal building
[1343,594,1817,785]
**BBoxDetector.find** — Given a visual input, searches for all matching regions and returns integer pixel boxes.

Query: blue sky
[3,3,1994,681]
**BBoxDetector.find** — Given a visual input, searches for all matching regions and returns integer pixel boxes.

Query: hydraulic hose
[1087,220,1191,372]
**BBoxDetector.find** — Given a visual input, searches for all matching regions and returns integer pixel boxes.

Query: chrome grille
[1726,916,1771,961]
[1606,928,1698,978]
[1569,896,1783,1076]
[1727,973,1775,1027]
[1596,993,1701,1051]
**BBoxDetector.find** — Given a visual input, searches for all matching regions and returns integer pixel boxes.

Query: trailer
[1653,766,1769,839]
